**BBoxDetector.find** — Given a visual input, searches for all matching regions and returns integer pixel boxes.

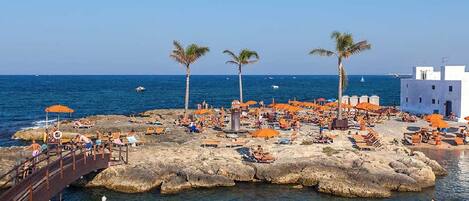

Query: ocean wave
[20,119,57,130]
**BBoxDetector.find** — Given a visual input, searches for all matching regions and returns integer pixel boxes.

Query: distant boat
[268,77,274,80]
[226,77,230,80]
[272,85,279,89]
[135,86,145,92]
[360,76,365,83]
[292,76,296,79]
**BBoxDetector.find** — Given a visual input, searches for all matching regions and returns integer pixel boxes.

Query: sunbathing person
[126,129,139,147]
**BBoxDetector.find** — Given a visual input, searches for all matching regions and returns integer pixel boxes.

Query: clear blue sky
[1,0,468,75]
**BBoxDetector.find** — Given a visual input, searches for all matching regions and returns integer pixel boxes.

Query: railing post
[72,146,76,171]
[119,145,122,162]
[93,145,96,161]
[125,145,129,164]
[83,145,87,165]
[60,147,63,179]
[46,150,50,190]
[101,144,105,159]
[14,166,19,185]
[29,184,33,201]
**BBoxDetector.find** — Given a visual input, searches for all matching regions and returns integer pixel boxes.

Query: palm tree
[309,31,371,120]
[170,40,210,115]
[223,49,259,102]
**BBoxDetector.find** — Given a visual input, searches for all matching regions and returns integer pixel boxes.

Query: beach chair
[129,115,144,124]
[355,142,375,151]
[73,121,93,129]
[454,137,464,146]
[226,139,247,148]
[201,139,221,148]
[111,132,125,146]
[146,127,156,135]
[155,127,166,135]
[411,134,422,145]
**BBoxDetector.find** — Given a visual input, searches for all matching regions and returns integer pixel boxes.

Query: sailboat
[360,76,365,83]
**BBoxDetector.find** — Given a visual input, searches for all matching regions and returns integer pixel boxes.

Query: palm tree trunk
[337,58,343,120]
[184,65,190,116]
[238,65,243,102]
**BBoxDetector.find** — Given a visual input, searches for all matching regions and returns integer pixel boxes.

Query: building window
[419,97,422,103]
[449,86,453,92]
[421,70,427,80]
[432,85,435,90]
[406,84,408,88]
[432,99,436,104]
[438,100,440,104]
[406,97,408,103]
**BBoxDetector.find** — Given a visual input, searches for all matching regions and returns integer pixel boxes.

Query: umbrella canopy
[430,120,448,128]
[245,100,257,105]
[325,102,352,109]
[425,114,443,122]
[194,109,213,115]
[251,128,279,138]
[464,116,469,121]
[355,102,380,111]
[45,105,74,113]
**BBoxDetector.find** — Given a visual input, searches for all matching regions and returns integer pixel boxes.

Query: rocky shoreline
[80,143,446,198]
[1,109,451,198]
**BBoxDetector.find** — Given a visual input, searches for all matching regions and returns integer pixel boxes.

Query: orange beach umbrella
[45,105,74,113]
[194,109,213,115]
[45,104,74,130]
[425,114,443,122]
[251,128,279,138]
[430,120,448,129]
[464,116,469,121]
[245,100,257,105]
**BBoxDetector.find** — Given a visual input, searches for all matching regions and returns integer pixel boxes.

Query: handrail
[0,142,129,190]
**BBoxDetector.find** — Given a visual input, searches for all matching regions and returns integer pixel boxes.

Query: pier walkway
[0,143,128,201]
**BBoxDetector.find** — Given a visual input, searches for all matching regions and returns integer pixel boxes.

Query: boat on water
[135,86,145,92]
[360,76,365,82]
[272,85,279,89]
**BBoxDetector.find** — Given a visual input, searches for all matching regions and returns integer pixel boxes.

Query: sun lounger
[155,127,166,135]
[355,142,375,151]
[73,121,93,129]
[454,137,464,145]
[129,116,143,124]
[226,139,247,147]
[252,152,275,163]
[201,139,221,148]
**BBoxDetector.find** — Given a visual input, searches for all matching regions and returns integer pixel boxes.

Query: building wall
[400,79,462,118]
[460,80,469,122]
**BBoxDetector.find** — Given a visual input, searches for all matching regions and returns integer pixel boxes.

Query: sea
[0,75,467,200]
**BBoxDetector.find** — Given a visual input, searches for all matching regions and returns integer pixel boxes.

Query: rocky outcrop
[82,144,445,198]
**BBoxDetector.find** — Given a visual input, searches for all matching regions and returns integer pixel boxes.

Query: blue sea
[3,75,468,201]
[0,75,399,146]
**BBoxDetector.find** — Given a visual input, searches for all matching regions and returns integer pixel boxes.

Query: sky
[0,0,468,75]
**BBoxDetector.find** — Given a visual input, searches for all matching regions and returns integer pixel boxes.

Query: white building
[400,65,469,122]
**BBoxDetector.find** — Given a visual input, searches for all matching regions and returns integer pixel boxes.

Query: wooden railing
[0,142,128,201]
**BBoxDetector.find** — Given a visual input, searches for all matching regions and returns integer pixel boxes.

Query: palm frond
[226,60,239,65]
[239,49,259,64]
[223,50,239,62]
[309,48,335,57]
[347,40,371,56]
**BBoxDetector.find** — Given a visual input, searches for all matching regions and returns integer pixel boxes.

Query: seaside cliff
[4,109,448,198]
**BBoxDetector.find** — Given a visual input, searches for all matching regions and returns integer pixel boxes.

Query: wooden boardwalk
[0,143,128,201]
